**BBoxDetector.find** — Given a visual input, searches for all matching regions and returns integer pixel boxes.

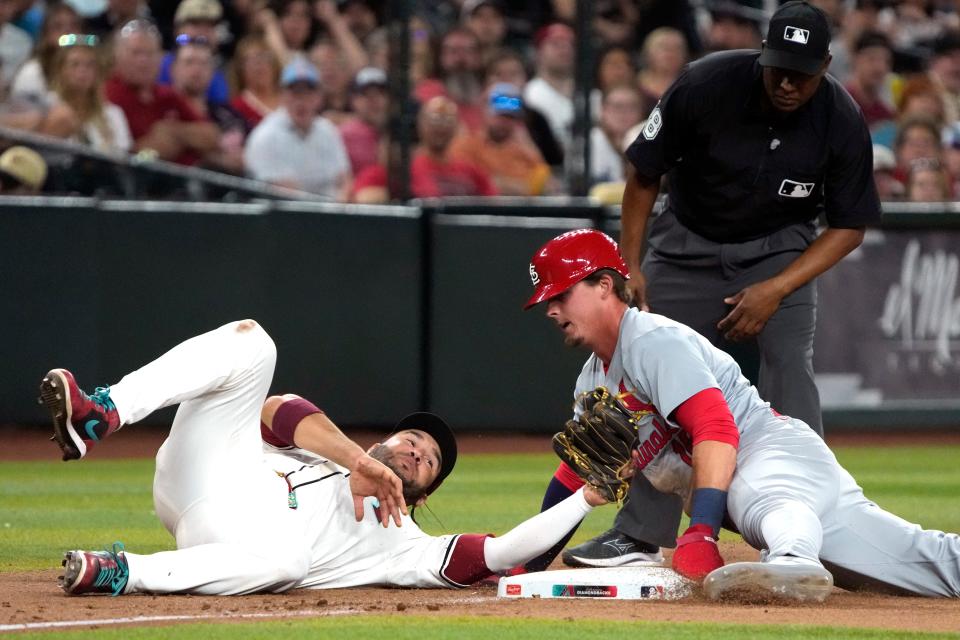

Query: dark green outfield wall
[3,198,958,431]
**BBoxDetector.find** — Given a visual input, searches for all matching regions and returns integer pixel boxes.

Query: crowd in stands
[0,0,959,204]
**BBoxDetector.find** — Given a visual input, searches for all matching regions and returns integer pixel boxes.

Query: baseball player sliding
[526,229,960,601]
[40,319,610,595]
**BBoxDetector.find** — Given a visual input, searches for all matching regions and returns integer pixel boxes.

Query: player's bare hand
[626,272,650,311]
[583,485,610,507]
[717,280,785,341]
[349,454,407,527]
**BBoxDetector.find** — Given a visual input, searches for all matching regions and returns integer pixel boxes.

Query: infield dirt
[3,426,960,634]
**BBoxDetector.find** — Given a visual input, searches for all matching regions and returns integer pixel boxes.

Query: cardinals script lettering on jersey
[634,415,680,469]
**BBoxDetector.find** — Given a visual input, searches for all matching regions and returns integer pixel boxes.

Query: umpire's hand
[627,272,651,311]
[718,280,786,341]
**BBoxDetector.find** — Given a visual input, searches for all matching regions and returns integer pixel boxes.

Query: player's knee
[272,547,311,585]
[231,319,277,366]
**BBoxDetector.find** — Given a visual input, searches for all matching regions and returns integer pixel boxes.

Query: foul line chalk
[0,594,495,633]
[0,607,357,633]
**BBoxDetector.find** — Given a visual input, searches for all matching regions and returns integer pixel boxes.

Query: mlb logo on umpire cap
[759,1,830,75]
[784,26,809,44]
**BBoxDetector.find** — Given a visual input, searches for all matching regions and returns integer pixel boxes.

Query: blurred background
[0,0,958,433]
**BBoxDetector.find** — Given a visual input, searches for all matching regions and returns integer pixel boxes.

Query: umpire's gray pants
[614,210,822,547]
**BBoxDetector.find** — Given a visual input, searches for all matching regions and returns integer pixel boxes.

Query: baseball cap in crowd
[390,412,457,495]
[281,56,321,88]
[0,146,47,191]
[759,1,831,75]
[352,66,387,92]
[872,144,895,172]
[488,82,523,117]
[707,0,765,26]
[534,23,574,48]
[174,0,222,25]
[932,31,960,58]
[461,0,502,18]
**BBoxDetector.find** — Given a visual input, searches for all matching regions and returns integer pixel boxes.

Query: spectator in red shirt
[353,96,496,202]
[105,19,220,165]
[844,31,896,130]
[339,66,388,176]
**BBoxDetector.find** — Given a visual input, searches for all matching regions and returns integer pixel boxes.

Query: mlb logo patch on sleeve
[778,179,815,198]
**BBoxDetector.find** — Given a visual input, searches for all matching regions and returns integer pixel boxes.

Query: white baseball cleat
[703,559,834,603]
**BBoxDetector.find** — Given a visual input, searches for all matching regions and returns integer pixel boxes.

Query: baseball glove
[552,386,649,504]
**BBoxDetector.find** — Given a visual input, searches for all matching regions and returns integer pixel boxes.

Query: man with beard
[415,27,486,131]
[44,319,607,596]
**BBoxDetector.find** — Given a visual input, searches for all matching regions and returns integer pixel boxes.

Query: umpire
[561,1,881,569]
[622,0,880,437]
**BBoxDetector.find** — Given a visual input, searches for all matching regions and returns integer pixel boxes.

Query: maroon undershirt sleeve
[263,397,324,447]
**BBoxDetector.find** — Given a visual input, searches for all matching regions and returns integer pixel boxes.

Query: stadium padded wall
[2,199,958,431]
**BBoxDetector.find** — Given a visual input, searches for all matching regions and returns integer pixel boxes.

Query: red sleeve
[353,164,387,192]
[473,164,497,196]
[671,387,739,448]
[441,533,494,587]
[554,461,585,492]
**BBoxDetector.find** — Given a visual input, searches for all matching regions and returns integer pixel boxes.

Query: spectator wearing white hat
[339,66,388,176]
[243,55,351,199]
[0,145,47,194]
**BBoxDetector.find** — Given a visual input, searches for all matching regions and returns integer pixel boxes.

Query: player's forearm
[483,488,594,572]
[765,227,866,299]
[261,395,365,469]
[620,166,660,275]
[690,440,737,491]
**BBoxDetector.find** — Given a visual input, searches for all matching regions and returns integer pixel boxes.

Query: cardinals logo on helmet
[529,263,540,286]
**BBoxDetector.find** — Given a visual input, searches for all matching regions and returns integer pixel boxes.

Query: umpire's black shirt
[625,50,881,244]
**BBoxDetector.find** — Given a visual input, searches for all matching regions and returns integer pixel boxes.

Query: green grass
[3,447,960,571]
[3,445,960,638]
[14,616,960,640]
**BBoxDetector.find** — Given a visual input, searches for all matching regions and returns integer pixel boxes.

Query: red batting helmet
[524,229,629,309]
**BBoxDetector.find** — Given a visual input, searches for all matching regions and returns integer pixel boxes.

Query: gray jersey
[575,309,960,597]
[573,308,774,500]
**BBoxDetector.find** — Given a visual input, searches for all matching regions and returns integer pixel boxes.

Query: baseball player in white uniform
[525,229,960,601]
[40,319,609,596]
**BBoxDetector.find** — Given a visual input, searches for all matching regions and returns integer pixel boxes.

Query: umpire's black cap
[392,412,457,495]
[759,1,831,75]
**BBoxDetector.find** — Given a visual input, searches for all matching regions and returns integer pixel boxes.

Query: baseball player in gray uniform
[41,319,609,595]
[526,229,960,600]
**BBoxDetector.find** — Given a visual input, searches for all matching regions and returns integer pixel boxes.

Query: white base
[497,567,693,600]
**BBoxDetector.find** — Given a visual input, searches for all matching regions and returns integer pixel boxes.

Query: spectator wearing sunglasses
[449,83,551,196]
[105,19,220,165]
[157,0,229,106]
[46,33,132,155]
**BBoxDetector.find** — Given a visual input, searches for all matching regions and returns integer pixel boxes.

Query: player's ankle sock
[688,488,727,538]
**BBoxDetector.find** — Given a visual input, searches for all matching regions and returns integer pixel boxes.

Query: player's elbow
[261,394,303,428]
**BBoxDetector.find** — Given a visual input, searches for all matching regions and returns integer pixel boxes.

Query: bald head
[115,20,162,88]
